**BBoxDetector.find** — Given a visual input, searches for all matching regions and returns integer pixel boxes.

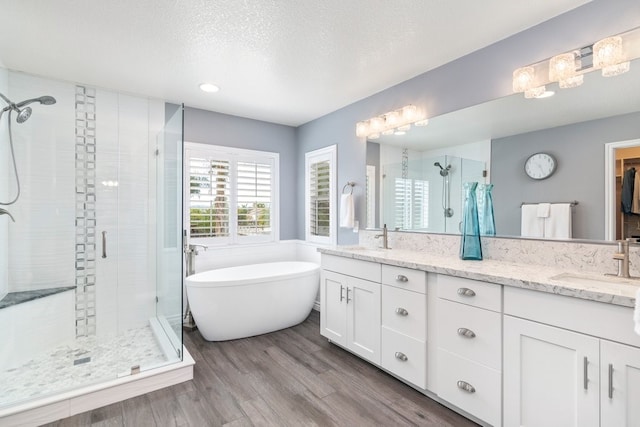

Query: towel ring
[342,182,355,195]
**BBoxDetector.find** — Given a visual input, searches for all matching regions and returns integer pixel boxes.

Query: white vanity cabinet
[504,286,640,427]
[436,275,502,427]
[504,315,600,427]
[320,255,381,365]
[380,265,427,389]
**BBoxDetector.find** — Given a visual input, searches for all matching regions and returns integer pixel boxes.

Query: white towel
[521,205,544,238]
[537,203,551,218]
[544,203,572,239]
[340,194,355,228]
[635,287,640,336]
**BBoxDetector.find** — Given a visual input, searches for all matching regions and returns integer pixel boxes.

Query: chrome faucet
[0,208,14,222]
[375,224,390,249]
[612,238,634,278]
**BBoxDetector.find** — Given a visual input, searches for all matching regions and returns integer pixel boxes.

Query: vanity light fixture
[199,83,220,93]
[593,36,630,77]
[513,26,640,98]
[549,51,583,88]
[355,104,428,139]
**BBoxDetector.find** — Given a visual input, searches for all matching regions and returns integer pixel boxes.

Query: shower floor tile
[0,325,168,408]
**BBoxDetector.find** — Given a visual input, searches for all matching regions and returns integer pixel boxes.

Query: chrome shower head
[16,95,57,108]
[434,162,451,176]
[16,107,32,123]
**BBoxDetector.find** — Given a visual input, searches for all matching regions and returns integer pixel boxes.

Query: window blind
[236,161,272,236]
[189,156,230,238]
[309,160,331,237]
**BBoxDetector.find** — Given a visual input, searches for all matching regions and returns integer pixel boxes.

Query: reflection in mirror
[366,57,640,242]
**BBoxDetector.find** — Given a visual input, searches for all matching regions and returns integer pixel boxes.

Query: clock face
[524,153,556,180]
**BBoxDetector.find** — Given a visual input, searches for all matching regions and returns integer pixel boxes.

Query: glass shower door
[154,104,184,361]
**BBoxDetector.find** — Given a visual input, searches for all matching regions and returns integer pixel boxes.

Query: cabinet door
[347,276,381,365]
[601,340,640,427]
[504,316,599,427]
[320,270,347,346]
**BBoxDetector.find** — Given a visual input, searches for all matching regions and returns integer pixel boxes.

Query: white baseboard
[0,347,194,427]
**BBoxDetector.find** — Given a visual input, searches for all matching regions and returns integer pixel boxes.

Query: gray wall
[492,111,640,240]
[295,0,640,244]
[183,106,298,240]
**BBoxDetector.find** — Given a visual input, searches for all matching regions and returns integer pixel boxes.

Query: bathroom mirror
[366,57,640,241]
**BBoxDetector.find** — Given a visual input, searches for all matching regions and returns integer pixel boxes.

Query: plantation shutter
[188,156,231,238]
[236,161,273,237]
[309,160,331,237]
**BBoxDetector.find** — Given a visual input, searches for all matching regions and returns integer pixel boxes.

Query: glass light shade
[369,116,384,133]
[355,121,369,137]
[524,85,546,99]
[549,52,583,88]
[394,131,406,136]
[385,111,400,127]
[397,124,411,132]
[593,36,630,77]
[368,133,380,139]
[512,66,535,93]
[414,119,429,126]
[401,105,417,122]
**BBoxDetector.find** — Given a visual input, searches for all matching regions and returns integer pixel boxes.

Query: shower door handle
[102,231,107,258]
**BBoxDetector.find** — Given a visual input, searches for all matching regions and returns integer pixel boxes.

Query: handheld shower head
[434,162,451,176]
[16,96,57,108]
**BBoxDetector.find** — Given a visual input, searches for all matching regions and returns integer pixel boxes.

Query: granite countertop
[318,246,640,308]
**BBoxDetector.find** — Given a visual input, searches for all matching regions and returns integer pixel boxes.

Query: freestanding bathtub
[185,261,320,341]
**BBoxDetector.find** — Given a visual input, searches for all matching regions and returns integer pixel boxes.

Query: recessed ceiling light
[199,83,220,93]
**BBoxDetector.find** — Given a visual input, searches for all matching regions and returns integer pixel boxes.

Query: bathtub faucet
[185,244,208,277]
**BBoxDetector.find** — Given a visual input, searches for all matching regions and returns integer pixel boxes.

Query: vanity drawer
[437,348,501,427]
[382,285,426,341]
[437,299,501,370]
[322,254,381,283]
[381,327,427,389]
[437,275,501,312]
[381,264,427,294]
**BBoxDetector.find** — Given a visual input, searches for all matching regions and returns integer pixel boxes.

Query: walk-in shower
[380,153,485,233]
[0,69,187,419]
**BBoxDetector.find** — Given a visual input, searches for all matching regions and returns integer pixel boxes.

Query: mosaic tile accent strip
[74,85,97,338]
[0,326,168,408]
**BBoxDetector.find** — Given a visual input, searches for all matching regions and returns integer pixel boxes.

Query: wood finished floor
[43,311,478,426]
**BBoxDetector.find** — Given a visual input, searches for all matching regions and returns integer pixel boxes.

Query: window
[394,178,429,229]
[305,145,337,244]
[185,142,279,245]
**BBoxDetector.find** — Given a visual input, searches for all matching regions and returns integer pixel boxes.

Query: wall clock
[524,152,557,180]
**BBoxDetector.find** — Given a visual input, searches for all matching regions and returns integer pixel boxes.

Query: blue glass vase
[460,182,483,260]
[476,183,496,236]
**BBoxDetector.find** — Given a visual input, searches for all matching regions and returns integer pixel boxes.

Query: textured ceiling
[0,0,591,126]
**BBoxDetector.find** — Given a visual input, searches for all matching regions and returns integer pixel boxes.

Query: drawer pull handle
[339,285,345,302]
[457,287,476,297]
[396,274,409,282]
[395,307,409,316]
[457,328,476,338]
[395,352,408,362]
[457,380,476,393]
[346,287,352,304]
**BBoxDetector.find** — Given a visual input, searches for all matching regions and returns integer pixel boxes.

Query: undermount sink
[550,272,640,286]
